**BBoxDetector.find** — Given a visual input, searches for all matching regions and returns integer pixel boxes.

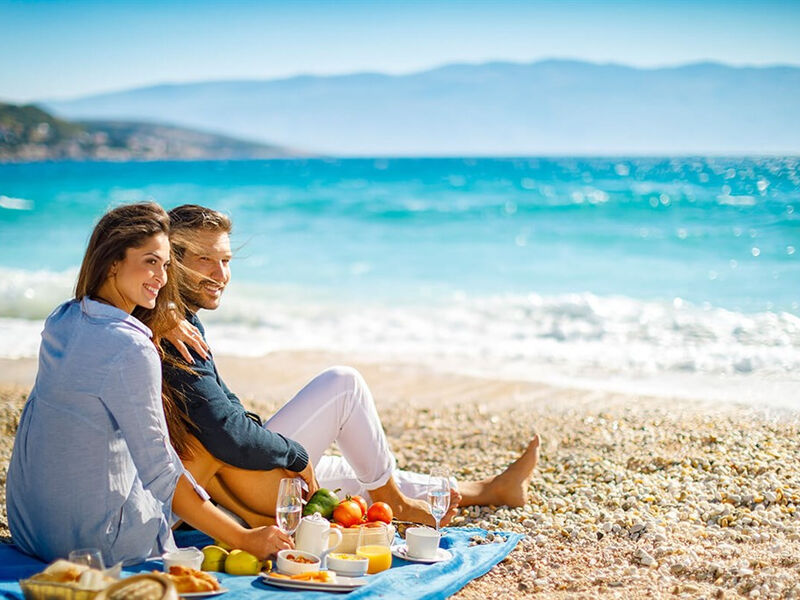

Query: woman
[6,203,292,565]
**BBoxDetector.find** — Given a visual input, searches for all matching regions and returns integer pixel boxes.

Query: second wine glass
[276,477,304,536]
[68,548,104,569]
[427,466,451,531]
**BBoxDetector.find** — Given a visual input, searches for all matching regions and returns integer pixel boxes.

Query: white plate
[391,545,453,564]
[180,588,228,598]
[261,574,367,592]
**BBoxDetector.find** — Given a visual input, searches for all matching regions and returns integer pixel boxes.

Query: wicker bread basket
[96,574,178,600]
[19,579,102,600]
[20,573,177,600]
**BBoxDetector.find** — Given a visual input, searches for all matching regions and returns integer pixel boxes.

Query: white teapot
[294,512,343,559]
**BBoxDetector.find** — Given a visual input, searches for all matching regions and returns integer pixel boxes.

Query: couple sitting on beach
[6,202,540,566]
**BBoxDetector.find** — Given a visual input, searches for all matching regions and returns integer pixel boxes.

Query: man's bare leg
[369,479,461,527]
[370,434,540,525]
[181,437,292,527]
[205,477,276,529]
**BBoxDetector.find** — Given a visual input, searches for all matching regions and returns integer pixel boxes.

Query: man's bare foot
[458,433,540,507]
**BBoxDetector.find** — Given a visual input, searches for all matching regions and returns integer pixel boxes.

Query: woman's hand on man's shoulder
[164,318,210,363]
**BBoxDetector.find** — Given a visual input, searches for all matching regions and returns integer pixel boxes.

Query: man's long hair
[162,205,233,458]
[169,204,233,309]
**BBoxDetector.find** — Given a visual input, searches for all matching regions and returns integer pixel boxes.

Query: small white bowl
[326,552,369,577]
[162,547,204,571]
[276,549,321,575]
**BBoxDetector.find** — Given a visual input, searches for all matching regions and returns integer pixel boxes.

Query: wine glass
[68,548,104,569]
[427,466,451,532]
[276,477,303,536]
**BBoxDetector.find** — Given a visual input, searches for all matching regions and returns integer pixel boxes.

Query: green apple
[201,545,229,572]
[224,549,262,576]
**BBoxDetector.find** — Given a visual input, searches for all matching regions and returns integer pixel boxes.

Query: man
[163,204,540,528]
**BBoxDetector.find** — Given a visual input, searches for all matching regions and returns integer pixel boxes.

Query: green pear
[224,549,262,576]
[201,545,229,572]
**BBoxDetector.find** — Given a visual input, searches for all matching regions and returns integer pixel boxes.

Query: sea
[1,157,798,408]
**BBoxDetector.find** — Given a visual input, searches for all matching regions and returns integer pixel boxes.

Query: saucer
[391,544,453,564]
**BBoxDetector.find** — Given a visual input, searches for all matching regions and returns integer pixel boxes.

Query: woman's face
[103,233,171,313]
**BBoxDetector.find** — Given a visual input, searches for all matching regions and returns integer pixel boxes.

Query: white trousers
[264,366,448,502]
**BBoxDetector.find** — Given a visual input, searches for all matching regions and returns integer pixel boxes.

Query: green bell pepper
[302,487,341,518]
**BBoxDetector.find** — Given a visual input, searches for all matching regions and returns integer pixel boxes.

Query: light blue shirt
[6,297,209,565]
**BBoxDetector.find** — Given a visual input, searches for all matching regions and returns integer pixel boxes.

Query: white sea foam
[0,195,34,210]
[2,269,798,405]
[0,267,77,319]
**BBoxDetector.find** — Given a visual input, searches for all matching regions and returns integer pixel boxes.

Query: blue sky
[2,0,799,102]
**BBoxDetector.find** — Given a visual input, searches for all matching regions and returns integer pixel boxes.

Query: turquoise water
[1,157,799,390]
[1,157,798,312]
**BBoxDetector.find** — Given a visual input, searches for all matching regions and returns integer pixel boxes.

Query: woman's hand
[240,525,294,560]
[164,318,210,363]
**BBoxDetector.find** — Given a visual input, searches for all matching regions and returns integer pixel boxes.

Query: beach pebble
[633,549,656,567]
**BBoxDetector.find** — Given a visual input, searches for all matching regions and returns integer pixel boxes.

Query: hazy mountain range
[44,59,800,156]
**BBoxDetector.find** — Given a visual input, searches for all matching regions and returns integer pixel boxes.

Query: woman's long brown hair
[76,202,197,458]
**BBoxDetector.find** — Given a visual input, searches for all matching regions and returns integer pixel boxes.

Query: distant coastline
[0,102,305,162]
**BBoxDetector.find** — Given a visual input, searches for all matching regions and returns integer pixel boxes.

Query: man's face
[181,230,232,311]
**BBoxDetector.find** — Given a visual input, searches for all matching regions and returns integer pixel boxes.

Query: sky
[2,0,800,103]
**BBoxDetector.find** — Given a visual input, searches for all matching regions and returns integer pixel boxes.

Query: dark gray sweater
[162,312,309,472]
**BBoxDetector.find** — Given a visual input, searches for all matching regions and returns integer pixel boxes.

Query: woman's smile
[143,282,162,299]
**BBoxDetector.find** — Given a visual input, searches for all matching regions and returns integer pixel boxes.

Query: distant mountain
[42,60,800,156]
[0,102,301,162]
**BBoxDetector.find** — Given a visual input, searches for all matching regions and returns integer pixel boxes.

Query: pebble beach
[1,352,799,599]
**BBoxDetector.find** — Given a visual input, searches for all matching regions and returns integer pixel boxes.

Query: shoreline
[2,351,799,417]
[2,353,800,598]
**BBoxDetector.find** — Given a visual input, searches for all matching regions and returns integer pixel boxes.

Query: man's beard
[181,276,221,310]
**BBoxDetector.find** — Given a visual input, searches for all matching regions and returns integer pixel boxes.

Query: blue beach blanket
[0,527,522,600]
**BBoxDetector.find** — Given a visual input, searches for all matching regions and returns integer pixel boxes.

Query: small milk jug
[295,512,343,557]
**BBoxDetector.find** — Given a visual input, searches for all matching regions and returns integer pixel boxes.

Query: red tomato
[333,500,363,528]
[366,502,394,524]
[350,495,368,518]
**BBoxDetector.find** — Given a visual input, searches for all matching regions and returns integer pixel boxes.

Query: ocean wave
[183,290,800,381]
[3,274,798,386]
[0,195,34,210]
[0,268,77,319]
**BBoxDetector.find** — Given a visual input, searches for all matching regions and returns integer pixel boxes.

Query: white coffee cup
[295,513,343,557]
[405,526,440,559]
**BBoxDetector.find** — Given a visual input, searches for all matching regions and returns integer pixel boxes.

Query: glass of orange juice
[355,523,392,574]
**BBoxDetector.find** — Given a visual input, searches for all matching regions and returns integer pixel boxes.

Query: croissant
[157,566,220,594]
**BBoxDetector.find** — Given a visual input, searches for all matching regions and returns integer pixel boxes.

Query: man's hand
[164,318,210,363]
[297,461,319,500]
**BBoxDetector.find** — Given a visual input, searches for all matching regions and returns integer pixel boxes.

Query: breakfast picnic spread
[3,485,522,599]
[2,527,521,600]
